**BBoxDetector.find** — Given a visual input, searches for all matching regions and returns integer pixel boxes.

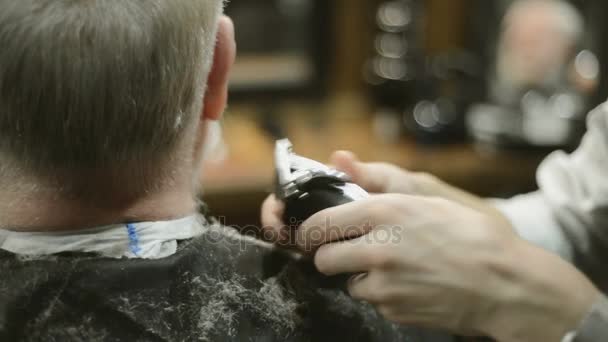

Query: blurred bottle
[365,0,480,144]
[364,0,423,143]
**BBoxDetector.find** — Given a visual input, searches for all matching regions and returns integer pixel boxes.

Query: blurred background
[202,0,608,227]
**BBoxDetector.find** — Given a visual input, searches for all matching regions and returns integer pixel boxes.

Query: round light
[377,1,412,32]
[375,33,408,58]
[373,56,408,80]
[413,101,440,129]
[575,50,600,80]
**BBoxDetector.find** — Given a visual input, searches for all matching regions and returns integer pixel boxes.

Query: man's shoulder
[173,225,452,341]
[0,225,452,342]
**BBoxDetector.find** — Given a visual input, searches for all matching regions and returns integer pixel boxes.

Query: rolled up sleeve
[494,103,608,289]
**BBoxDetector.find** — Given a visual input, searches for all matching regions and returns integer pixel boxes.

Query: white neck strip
[0,215,205,260]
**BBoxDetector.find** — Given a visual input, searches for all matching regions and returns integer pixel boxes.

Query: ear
[203,16,236,121]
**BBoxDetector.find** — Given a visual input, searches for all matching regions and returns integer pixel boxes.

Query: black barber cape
[0,223,453,342]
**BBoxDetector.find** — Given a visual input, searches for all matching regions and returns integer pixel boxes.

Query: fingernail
[348,272,368,285]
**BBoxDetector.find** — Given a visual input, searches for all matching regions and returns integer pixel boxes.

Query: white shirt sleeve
[494,102,608,271]
[493,192,575,260]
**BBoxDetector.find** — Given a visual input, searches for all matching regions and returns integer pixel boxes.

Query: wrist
[482,240,600,342]
[415,174,506,221]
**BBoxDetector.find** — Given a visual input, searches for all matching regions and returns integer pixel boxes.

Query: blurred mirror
[226,0,330,99]
[468,0,600,148]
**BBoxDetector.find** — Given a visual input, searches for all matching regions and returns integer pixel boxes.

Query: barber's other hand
[303,194,600,341]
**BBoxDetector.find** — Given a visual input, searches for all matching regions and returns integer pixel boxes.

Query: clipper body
[274,139,369,229]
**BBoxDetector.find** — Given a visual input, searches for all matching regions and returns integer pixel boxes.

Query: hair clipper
[273,139,370,290]
[274,139,369,229]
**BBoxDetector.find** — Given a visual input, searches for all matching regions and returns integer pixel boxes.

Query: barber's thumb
[330,150,361,178]
[330,151,397,194]
[330,150,379,192]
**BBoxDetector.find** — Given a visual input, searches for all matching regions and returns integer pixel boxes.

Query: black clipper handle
[274,139,369,291]
[280,177,362,292]
[282,177,355,229]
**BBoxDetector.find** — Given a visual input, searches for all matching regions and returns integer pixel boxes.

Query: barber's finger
[347,271,391,304]
[296,198,383,251]
[314,237,376,275]
[330,150,361,181]
[330,151,405,194]
[260,195,288,243]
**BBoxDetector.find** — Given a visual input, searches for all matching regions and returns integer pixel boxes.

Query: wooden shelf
[201,100,546,227]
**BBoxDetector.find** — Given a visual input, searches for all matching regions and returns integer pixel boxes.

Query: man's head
[0,0,234,200]
[498,0,583,87]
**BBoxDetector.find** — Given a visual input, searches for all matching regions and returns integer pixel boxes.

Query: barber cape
[0,215,452,342]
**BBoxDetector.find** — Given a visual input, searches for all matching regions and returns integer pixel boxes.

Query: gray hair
[0,0,223,188]
[506,0,584,42]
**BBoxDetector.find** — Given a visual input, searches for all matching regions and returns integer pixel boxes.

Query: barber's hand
[300,194,600,341]
[260,151,435,243]
[261,151,506,242]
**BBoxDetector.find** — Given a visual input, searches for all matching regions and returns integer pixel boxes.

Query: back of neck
[0,175,197,232]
